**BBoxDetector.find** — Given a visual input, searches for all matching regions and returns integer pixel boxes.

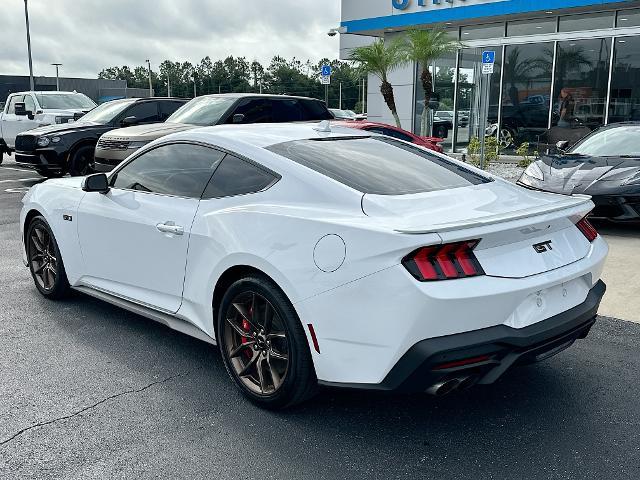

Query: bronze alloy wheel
[223,291,290,395]
[29,224,59,291]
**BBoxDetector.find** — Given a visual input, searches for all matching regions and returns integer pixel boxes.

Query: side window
[272,99,304,122]
[159,101,185,121]
[111,143,225,198]
[7,95,23,114]
[202,154,277,199]
[23,95,36,112]
[122,102,160,124]
[229,99,272,123]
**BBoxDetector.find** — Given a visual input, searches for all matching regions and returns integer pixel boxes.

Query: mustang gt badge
[533,240,553,253]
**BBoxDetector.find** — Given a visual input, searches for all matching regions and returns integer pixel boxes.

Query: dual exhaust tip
[426,375,478,396]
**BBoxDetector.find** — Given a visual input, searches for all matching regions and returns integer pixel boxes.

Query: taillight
[576,217,598,242]
[402,240,485,281]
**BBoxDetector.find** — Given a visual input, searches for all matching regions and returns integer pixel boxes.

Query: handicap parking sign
[482,51,495,64]
[321,65,332,76]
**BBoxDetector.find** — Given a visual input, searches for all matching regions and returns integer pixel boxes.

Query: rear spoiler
[394,195,593,234]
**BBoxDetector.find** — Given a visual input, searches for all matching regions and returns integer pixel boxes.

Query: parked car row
[1,91,445,176]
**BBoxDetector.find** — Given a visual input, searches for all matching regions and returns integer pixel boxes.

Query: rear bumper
[320,280,605,392]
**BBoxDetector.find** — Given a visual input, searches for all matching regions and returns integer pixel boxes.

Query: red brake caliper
[241,318,253,359]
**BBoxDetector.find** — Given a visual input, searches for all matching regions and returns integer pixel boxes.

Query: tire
[26,216,70,300]
[0,151,4,165]
[36,169,64,178]
[217,274,317,409]
[69,144,95,176]
[498,127,516,149]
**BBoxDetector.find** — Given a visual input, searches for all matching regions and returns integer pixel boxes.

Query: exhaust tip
[426,378,460,396]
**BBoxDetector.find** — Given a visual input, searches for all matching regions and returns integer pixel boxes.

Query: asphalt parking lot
[1,158,639,479]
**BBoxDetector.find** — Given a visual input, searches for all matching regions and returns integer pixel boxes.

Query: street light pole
[145,59,153,97]
[51,63,62,91]
[23,0,35,91]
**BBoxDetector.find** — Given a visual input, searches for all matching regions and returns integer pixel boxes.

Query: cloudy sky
[1,0,341,78]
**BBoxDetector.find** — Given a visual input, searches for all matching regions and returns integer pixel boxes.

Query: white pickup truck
[0,91,96,164]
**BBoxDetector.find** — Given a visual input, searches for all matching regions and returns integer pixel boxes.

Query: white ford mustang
[20,122,608,408]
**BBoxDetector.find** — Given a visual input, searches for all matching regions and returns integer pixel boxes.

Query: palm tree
[504,47,540,107]
[401,28,461,136]
[350,39,406,128]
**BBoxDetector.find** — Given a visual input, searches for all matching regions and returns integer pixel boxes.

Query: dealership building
[339,0,640,152]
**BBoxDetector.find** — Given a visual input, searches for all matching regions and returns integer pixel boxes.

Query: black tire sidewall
[217,275,315,409]
[26,216,70,299]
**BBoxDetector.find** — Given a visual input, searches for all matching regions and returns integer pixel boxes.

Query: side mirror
[556,140,569,152]
[232,114,245,124]
[121,116,138,127]
[82,173,110,193]
[14,102,28,116]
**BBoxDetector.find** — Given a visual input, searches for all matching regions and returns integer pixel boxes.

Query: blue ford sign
[392,0,410,9]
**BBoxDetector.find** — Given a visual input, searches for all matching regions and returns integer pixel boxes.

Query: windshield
[570,125,640,157]
[79,100,135,124]
[167,96,237,125]
[35,93,96,110]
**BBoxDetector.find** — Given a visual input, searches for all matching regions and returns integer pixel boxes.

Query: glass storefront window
[500,43,554,152]
[455,47,502,152]
[460,23,504,40]
[413,54,457,149]
[558,12,614,32]
[616,8,640,28]
[609,36,640,122]
[507,18,556,36]
[552,38,611,131]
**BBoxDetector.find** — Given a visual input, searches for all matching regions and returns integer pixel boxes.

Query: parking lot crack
[0,370,192,447]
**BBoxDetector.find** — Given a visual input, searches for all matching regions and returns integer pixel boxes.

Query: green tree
[401,28,461,135]
[350,39,406,128]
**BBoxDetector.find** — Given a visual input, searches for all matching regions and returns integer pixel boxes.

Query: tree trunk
[420,67,433,137]
[380,80,402,128]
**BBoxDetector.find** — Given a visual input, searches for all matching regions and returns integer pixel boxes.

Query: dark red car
[332,120,444,153]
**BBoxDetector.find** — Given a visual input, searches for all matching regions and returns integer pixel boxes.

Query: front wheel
[217,275,317,409]
[69,145,95,176]
[26,216,70,299]
[435,125,448,138]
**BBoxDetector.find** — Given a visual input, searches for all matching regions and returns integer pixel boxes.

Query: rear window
[267,137,491,195]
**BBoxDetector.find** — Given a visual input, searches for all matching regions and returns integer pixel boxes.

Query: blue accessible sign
[321,65,332,76]
[482,51,495,64]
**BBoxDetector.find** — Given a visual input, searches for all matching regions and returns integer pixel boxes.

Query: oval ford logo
[392,0,410,10]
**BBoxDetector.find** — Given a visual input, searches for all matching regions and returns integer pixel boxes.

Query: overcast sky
[1,0,341,78]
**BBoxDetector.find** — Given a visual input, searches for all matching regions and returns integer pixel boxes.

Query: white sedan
[20,122,608,408]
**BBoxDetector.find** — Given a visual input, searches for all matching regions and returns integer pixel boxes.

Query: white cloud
[1,0,341,78]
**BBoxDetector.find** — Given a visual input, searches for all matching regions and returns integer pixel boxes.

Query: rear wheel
[217,275,317,409]
[435,125,448,138]
[26,216,70,299]
[69,145,95,176]
[498,127,516,149]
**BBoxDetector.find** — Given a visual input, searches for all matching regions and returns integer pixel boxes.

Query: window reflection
[552,38,611,130]
[610,37,640,122]
[499,43,554,151]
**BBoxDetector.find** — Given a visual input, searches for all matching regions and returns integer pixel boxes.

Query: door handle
[156,222,184,235]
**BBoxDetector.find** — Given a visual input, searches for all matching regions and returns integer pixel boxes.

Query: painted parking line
[0,166,34,172]
[5,187,31,194]
[0,178,41,183]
